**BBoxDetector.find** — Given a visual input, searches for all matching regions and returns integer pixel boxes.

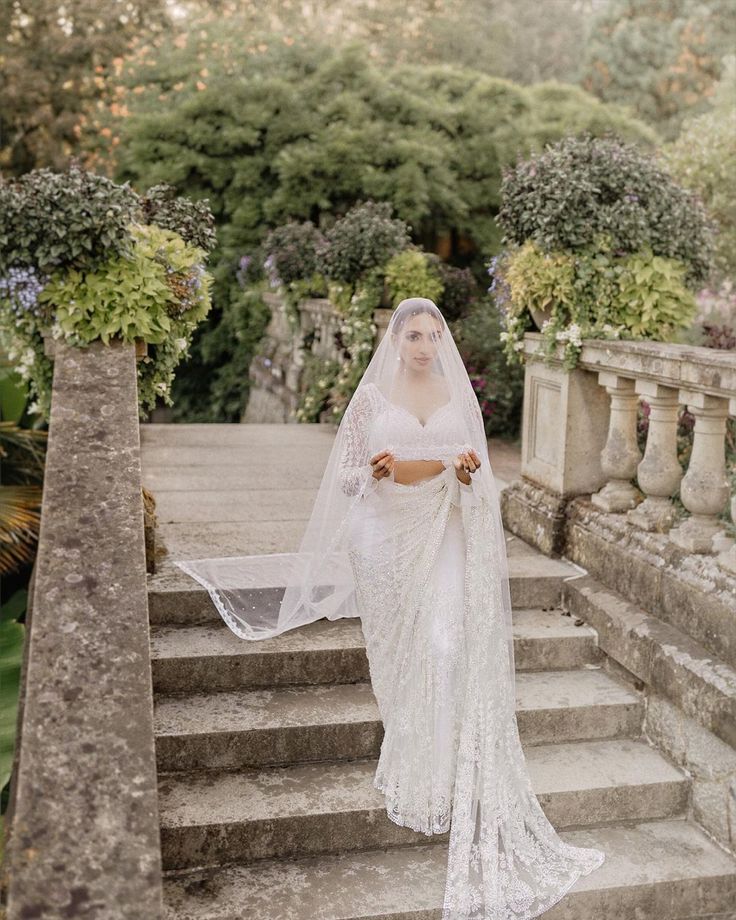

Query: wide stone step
[148,553,579,626]
[161,817,736,920]
[157,737,689,870]
[154,667,643,772]
[150,608,604,693]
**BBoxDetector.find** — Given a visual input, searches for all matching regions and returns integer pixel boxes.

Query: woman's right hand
[370,449,395,480]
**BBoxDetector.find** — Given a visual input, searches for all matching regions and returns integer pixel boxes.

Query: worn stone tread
[149,609,603,691]
[161,817,736,920]
[153,667,644,771]
[154,667,638,737]
[157,738,690,868]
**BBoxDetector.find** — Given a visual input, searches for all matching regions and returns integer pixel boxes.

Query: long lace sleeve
[338,383,383,498]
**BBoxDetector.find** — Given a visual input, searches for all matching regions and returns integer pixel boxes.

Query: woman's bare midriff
[392,459,445,486]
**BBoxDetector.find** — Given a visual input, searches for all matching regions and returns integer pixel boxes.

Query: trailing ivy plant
[295,353,341,423]
[327,267,385,423]
[0,163,215,419]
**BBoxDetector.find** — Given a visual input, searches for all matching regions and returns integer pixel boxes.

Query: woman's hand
[370,449,395,481]
[453,448,481,485]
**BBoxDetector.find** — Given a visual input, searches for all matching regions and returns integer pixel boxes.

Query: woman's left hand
[453,449,481,485]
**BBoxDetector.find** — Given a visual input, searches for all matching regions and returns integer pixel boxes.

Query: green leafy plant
[432,259,482,323]
[383,248,443,307]
[139,183,218,256]
[494,239,697,369]
[450,297,524,438]
[0,165,216,419]
[263,221,326,288]
[296,353,341,423]
[328,267,384,422]
[0,159,139,276]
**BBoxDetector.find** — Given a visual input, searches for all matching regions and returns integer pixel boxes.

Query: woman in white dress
[175,297,606,918]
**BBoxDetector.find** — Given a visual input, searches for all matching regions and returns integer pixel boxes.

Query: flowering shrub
[450,297,524,438]
[316,200,411,284]
[0,163,215,419]
[491,134,712,369]
[497,132,714,285]
[263,220,326,287]
[432,259,481,323]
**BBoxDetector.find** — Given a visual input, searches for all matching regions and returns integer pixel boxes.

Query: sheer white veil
[174,296,516,693]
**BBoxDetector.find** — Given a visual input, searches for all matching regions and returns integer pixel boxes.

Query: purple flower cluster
[0,266,50,319]
[263,253,281,289]
[486,253,511,315]
[469,372,495,420]
[180,264,204,310]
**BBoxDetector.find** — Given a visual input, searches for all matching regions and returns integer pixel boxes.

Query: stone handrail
[2,339,163,918]
[519,332,736,568]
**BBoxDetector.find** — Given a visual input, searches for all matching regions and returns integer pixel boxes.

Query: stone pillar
[627,381,683,531]
[669,391,730,553]
[591,373,643,512]
[373,308,393,346]
[501,344,610,556]
[520,355,610,497]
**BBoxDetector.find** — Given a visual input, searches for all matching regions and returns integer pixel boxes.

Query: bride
[174,297,606,918]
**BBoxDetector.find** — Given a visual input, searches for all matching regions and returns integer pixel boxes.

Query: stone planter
[41,329,147,361]
[529,305,553,330]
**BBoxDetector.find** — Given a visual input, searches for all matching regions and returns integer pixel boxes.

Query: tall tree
[0,0,168,175]
[580,0,736,139]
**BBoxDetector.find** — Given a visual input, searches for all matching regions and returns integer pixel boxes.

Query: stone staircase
[142,423,736,919]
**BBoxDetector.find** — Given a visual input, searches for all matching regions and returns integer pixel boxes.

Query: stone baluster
[627,382,683,531]
[591,373,643,512]
[717,396,736,572]
[669,391,730,553]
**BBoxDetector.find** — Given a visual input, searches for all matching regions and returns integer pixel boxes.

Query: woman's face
[395,313,443,371]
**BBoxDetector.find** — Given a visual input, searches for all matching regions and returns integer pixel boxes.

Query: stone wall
[1,339,162,918]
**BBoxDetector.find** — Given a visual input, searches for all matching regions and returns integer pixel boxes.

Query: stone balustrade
[517,333,736,569]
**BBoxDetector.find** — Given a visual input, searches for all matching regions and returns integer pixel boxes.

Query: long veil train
[174,297,605,918]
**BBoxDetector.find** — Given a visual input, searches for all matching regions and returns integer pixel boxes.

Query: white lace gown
[340,382,606,920]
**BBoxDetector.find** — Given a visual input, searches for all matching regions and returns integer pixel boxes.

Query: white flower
[175,337,187,352]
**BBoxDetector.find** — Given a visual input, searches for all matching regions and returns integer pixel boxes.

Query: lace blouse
[338,382,480,508]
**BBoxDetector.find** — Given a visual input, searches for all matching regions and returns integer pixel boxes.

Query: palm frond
[0,484,43,575]
[0,421,47,484]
